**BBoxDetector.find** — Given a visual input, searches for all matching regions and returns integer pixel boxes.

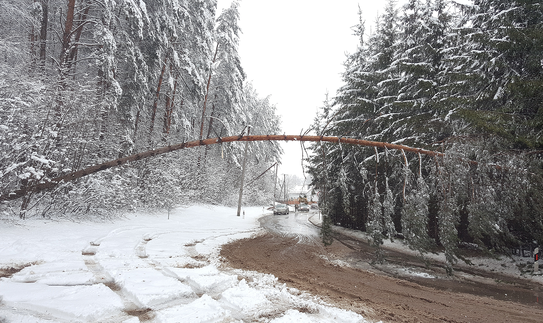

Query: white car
[299,204,310,212]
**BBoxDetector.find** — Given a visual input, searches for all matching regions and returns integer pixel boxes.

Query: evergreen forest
[307,0,543,269]
[0,0,282,219]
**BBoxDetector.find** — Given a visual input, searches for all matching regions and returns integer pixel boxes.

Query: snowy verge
[309,213,543,284]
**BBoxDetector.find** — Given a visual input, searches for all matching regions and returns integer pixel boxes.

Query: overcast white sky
[217,1,403,180]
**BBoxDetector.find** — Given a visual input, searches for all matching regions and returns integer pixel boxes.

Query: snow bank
[321,216,543,284]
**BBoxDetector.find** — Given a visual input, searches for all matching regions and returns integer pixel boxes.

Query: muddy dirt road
[220,212,543,323]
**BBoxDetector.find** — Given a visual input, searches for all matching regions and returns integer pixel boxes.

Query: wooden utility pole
[283,174,286,203]
[273,163,278,204]
[236,127,251,217]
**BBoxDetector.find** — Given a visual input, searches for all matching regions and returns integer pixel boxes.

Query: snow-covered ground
[0,205,371,323]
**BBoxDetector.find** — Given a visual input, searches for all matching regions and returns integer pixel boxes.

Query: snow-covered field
[0,205,370,323]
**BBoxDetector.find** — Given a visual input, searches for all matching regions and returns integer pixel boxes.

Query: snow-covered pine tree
[306,96,334,215]
[442,0,543,148]
[367,183,385,261]
[306,0,543,264]
[401,162,434,254]
[393,0,453,145]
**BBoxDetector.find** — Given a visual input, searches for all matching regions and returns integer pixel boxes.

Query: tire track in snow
[87,225,148,248]
[81,241,156,322]
[0,302,75,323]
[85,227,265,319]
[139,235,210,299]
[138,231,256,304]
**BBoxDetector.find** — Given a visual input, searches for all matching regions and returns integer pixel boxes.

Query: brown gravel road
[220,231,543,323]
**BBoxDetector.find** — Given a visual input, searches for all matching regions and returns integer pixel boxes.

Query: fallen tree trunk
[0,135,442,202]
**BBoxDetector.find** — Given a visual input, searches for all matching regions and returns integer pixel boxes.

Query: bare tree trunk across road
[0,135,443,202]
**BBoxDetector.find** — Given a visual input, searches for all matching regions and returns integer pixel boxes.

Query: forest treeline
[308,0,543,270]
[0,0,282,219]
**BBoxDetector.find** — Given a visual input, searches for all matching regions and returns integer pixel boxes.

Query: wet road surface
[259,209,320,243]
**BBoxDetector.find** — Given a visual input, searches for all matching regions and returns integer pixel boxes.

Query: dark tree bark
[39,0,49,69]
[163,66,178,138]
[61,0,76,66]
[67,3,90,72]
[134,108,141,141]
[149,59,167,144]
[199,43,219,141]
[55,0,76,117]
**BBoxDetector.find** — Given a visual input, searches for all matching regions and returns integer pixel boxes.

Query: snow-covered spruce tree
[431,0,543,254]
[382,177,397,238]
[343,0,402,146]
[314,3,396,231]
[332,7,379,138]
[438,194,458,275]
[307,97,342,225]
[366,149,397,261]
[431,146,467,273]
[401,161,434,254]
[306,97,334,204]
[306,106,337,248]
[428,138,541,261]
[372,0,401,119]
[319,145,346,225]
[367,184,385,261]
[331,1,403,146]
[463,143,531,252]
[392,0,454,144]
[442,0,543,149]
[306,0,543,264]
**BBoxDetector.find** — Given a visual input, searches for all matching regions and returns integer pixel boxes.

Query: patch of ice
[399,268,436,279]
